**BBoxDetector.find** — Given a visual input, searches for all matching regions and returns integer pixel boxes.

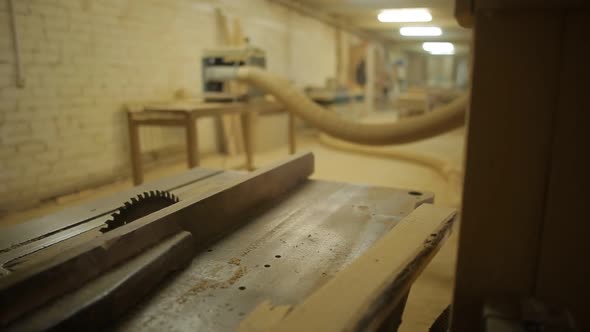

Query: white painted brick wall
[0,0,341,209]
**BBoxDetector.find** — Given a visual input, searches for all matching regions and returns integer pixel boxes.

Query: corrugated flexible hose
[207,65,467,206]
[235,66,468,145]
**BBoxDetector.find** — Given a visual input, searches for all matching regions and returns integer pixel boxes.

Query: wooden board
[451,11,564,331]
[0,168,222,256]
[214,9,246,156]
[534,11,590,329]
[238,204,457,332]
[4,231,195,331]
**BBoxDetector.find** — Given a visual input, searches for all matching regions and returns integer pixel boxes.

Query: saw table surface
[115,179,431,331]
[0,161,433,331]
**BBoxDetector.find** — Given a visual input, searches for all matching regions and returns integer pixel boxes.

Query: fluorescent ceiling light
[378,9,432,23]
[400,26,442,36]
[422,42,454,54]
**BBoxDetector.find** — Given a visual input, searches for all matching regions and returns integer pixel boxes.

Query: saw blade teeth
[101,189,178,233]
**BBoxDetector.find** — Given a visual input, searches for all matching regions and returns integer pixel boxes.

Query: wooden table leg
[127,113,143,186]
[288,112,296,154]
[241,111,254,171]
[186,114,198,168]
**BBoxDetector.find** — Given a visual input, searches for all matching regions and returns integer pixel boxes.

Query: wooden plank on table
[5,231,195,332]
[214,8,239,156]
[0,168,222,253]
[238,204,457,332]
[450,11,565,332]
[0,152,314,327]
[214,9,248,156]
[535,11,590,329]
[215,8,231,44]
[229,17,246,154]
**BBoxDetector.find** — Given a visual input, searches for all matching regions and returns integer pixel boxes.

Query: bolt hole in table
[126,100,296,185]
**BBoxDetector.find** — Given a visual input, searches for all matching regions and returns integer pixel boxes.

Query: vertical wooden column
[241,110,254,171]
[127,112,143,186]
[534,11,590,328]
[451,11,565,331]
[185,113,199,168]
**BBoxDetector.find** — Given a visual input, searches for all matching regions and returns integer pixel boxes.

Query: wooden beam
[451,10,566,332]
[238,204,457,332]
[214,8,239,156]
[534,10,590,328]
[5,231,195,331]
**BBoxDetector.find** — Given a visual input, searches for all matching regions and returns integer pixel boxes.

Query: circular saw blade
[100,190,179,233]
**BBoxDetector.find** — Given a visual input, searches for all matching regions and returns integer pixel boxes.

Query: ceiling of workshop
[296,0,471,52]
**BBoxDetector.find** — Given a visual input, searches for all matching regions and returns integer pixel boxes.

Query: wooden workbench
[127,100,297,185]
[0,153,456,331]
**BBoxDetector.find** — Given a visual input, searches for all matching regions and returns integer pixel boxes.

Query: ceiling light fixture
[422,42,455,54]
[400,26,442,36]
[378,8,432,23]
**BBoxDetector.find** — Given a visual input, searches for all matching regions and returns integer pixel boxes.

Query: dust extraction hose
[222,66,468,145]
[206,65,466,204]
[318,133,463,207]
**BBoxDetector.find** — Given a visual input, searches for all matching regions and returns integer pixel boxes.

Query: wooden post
[127,112,143,186]
[451,3,590,331]
[241,110,254,171]
[534,11,590,329]
[185,113,198,168]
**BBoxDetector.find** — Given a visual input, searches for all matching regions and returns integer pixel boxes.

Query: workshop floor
[0,126,465,332]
